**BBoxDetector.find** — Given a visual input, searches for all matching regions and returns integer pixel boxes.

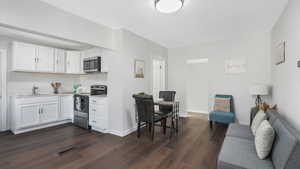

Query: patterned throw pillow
[255,120,275,159]
[251,110,267,135]
[214,98,230,112]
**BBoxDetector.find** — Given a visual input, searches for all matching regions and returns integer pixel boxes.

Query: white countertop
[13,93,107,98]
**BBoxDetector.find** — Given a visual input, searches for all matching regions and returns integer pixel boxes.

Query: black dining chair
[158,91,176,113]
[132,94,168,140]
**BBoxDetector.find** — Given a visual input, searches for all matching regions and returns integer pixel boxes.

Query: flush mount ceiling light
[155,0,184,13]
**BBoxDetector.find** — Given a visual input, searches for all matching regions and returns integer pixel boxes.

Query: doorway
[152,59,166,100]
[186,58,209,114]
[0,49,7,131]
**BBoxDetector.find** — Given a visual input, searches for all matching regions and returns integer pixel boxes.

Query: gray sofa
[218,109,300,169]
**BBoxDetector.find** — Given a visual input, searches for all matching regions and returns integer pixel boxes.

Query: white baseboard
[109,127,137,137]
[187,109,208,114]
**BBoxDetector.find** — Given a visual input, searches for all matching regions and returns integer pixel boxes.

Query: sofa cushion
[271,118,300,169]
[266,109,280,125]
[218,136,274,169]
[226,123,254,140]
[209,111,234,124]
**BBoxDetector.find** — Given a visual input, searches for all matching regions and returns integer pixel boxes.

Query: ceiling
[39,0,288,48]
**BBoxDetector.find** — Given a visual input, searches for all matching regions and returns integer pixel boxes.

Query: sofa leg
[209,121,213,130]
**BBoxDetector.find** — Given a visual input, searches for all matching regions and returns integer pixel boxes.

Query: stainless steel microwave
[83,56,101,73]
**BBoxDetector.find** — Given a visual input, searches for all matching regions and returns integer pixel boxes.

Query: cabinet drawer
[89,104,108,117]
[16,96,59,105]
[89,97,108,105]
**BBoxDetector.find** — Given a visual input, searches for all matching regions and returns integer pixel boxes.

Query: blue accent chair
[209,95,235,129]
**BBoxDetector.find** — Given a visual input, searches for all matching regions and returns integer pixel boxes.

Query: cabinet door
[66,51,81,74]
[18,104,40,128]
[91,103,108,131]
[40,102,59,124]
[60,96,73,120]
[36,45,55,72]
[12,42,36,71]
[54,49,66,73]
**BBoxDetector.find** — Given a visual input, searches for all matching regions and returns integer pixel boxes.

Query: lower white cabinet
[60,95,74,120]
[89,97,109,133]
[11,96,72,134]
[18,103,40,128]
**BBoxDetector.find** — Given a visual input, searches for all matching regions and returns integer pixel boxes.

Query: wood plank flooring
[0,115,227,169]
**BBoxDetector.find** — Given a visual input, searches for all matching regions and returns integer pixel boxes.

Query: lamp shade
[249,84,269,96]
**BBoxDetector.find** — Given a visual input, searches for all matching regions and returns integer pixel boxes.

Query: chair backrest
[133,94,155,123]
[215,94,235,114]
[159,91,176,101]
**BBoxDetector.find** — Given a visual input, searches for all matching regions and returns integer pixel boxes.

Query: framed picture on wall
[134,59,145,78]
[275,41,286,65]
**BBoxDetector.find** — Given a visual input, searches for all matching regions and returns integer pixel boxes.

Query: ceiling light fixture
[155,0,184,14]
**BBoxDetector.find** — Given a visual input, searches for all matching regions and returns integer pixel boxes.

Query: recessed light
[155,0,184,14]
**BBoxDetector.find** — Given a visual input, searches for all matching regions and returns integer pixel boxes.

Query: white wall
[168,32,271,124]
[0,0,113,50]
[271,0,300,131]
[118,30,168,134]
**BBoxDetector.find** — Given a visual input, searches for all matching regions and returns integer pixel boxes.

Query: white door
[40,102,59,124]
[54,49,66,73]
[18,104,40,128]
[66,51,81,74]
[60,96,73,120]
[36,45,55,72]
[153,59,166,100]
[12,42,36,71]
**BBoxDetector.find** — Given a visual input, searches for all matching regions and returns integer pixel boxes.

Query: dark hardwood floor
[0,115,227,169]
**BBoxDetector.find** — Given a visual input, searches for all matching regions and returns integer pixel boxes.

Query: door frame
[152,58,166,100]
[0,49,7,131]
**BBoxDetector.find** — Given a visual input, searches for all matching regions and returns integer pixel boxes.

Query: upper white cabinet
[66,51,81,74]
[36,45,55,72]
[54,49,66,73]
[12,42,36,71]
[11,41,83,74]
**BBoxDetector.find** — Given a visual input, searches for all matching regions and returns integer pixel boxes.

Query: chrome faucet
[32,85,39,95]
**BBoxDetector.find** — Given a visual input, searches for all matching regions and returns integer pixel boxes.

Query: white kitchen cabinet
[89,97,109,133]
[54,49,66,73]
[12,41,36,71]
[60,95,73,120]
[11,96,71,134]
[40,101,59,124]
[66,51,81,74]
[18,103,40,128]
[36,45,55,72]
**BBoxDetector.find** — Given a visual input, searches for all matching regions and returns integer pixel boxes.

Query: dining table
[154,100,180,134]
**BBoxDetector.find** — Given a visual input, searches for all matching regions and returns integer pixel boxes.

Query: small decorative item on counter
[51,82,62,94]
[72,84,81,94]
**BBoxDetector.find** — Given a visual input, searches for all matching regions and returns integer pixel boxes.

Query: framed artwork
[275,41,286,65]
[225,59,247,74]
[134,59,145,78]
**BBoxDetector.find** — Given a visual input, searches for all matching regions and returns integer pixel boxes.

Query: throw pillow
[255,120,275,159]
[214,98,230,112]
[251,110,266,135]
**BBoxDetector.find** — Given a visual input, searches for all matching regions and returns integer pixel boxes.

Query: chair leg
[163,118,167,135]
[209,121,213,130]
[148,122,152,133]
[137,121,141,138]
[170,116,175,138]
[151,122,155,141]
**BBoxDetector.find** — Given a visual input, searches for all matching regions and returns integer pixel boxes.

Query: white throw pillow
[251,110,266,135]
[255,120,275,159]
